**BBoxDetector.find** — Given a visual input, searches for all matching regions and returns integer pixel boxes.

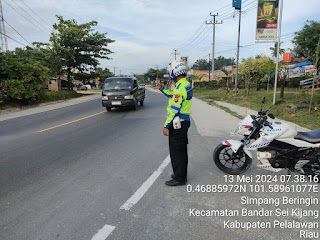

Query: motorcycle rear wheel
[213,143,252,175]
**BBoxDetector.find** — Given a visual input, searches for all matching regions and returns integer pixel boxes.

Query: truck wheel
[106,107,112,111]
[140,100,144,106]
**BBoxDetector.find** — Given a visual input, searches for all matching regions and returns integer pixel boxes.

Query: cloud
[3,0,320,74]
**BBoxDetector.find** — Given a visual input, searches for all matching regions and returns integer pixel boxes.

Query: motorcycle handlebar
[258,109,269,116]
[264,121,273,129]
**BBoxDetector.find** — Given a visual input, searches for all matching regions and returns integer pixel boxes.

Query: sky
[2,0,320,75]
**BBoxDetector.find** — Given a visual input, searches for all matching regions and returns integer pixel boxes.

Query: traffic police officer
[157,60,193,186]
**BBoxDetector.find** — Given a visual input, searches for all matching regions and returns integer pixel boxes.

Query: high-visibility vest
[160,78,193,128]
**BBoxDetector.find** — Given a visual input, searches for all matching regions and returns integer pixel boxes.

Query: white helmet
[167,60,188,80]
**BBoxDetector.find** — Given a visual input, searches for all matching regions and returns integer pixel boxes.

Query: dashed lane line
[91,224,116,240]
[38,110,106,133]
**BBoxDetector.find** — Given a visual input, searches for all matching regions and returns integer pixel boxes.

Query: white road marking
[120,155,171,211]
[91,224,116,240]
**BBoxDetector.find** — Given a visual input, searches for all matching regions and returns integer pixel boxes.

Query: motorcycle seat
[294,128,320,144]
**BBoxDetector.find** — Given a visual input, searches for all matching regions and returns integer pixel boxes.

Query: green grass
[194,88,320,130]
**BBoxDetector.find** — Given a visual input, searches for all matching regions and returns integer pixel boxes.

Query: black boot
[165,179,186,186]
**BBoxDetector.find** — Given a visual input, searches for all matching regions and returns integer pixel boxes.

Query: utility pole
[234,9,241,96]
[113,67,117,76]
[156,65,159,78]
[208,53,211,80]
[206,13,222,80]
[232,0,242,96]
[273,0,284,105]
[173,49,179,60]
[0,0,8,52]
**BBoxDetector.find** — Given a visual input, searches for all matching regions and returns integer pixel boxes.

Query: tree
[192,59,210,70]
[270,41,285,58]
[143,68,167,81]
[50,15,114,89]
[215,56,234,70]
[192,56,234,71]
[0,50,50,104]
[221,68,232,88]
[239,56,275,95]
[95,67,114,81]
[259,57,275,93]
[144,68,158,81]
[293,21,320,65]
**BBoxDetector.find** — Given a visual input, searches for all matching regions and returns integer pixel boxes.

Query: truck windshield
[103,79,132,90]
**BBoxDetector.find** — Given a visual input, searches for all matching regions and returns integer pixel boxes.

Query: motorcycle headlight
[102,96,108,100]
[124,95,134,99]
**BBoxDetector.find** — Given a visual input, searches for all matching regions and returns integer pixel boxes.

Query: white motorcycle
[213,97,320,177]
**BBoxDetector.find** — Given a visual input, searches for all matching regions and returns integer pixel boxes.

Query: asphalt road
[0,89,319,240]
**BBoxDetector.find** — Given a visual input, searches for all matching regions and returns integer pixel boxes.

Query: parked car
[80,84,92,90]
[101,77,145,111]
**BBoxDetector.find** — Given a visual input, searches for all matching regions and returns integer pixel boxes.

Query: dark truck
[101,77,145,111]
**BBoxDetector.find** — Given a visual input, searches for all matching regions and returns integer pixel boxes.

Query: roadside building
[47,75,72,91]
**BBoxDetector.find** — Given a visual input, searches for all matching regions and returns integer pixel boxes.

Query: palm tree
[270,42,285,57]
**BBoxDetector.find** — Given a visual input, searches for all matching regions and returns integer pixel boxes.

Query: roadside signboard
[256,0,279,40]
[283,53,292,63]
[233,0,241,9]
[163,74,169,78]
[288,65,316,78]
[181,57,188,65]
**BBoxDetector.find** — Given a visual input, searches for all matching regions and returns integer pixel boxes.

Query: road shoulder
[0,93,101,122]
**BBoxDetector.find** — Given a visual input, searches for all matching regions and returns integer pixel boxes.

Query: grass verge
[194,88,320,130]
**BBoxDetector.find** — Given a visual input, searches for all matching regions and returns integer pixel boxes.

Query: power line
[3,0,43,31]
[11,0,48,30]
[0,31,27,46]
[180,0,257,56]
[19,0,51,29]
[219,0,256,21]
[178,2,242,54]
[178,19,209,51]
[3,19,30,44]
[180,26,211,54]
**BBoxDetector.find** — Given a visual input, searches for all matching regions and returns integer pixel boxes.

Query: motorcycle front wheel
[213,143,252,175]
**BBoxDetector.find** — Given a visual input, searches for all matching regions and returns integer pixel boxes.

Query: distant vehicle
[80,84,92,90]
[102,77,145,111]
[140,84,146,89]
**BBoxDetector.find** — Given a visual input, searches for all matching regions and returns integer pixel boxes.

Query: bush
[42,90,82,102]
[0,51,50,105]
[194,80,220,89]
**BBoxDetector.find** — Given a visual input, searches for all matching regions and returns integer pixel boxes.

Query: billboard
[256,0,279,40]
[288,65,316,78]
[181,56,188,65]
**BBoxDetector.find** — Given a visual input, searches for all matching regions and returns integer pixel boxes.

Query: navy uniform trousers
[168,120,190,182]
